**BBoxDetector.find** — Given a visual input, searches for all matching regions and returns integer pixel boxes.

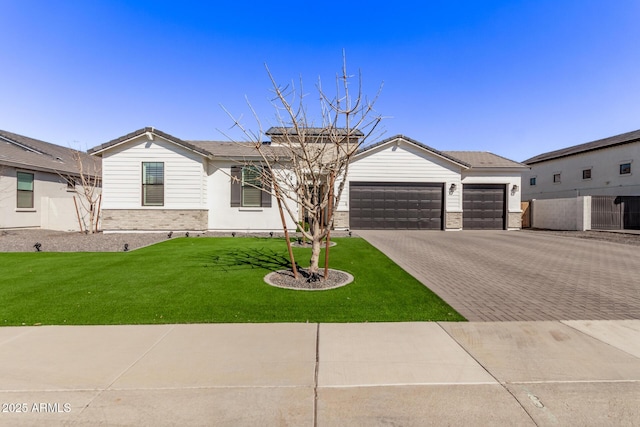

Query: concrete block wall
[102,209,208,232]
[531,196,591,231]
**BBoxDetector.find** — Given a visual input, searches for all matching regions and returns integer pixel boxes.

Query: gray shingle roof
[88,127,291,159]
[523,129,640,165]
[187,140,292,159]
[266,127,364,137]
[443,151,527,169]
[87,128,524,169]
[0,129,100,176]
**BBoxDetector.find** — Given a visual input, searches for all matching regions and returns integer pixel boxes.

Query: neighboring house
[89,127,526,232]
[0,130,101,231]
[522,129,640,200]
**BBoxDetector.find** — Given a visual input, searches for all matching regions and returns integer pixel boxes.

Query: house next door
[349,182,444,229]
[462,184,506,229]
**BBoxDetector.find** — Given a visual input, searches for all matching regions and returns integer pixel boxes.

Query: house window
[529,177,536,186]
[65,176,77,190]
[620,163,631,175]
[230,165,272,208]
[553,173,561,183]
[17,171,34,209]
[582,169,592,180]
[242,166,262,207]
[142,162,164,206]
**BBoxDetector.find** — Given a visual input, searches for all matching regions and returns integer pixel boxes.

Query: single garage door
[349,182,443,229]
[463,184,506,229]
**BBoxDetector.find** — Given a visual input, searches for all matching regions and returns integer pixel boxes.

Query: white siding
[101,134,207,210]
[342,140,463,212]
[523,142,640,199]
[207,161,298,231]
[462,170,523,215]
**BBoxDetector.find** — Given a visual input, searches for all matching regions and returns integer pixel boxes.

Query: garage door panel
[350,182,443,229]
[463,184,505,230]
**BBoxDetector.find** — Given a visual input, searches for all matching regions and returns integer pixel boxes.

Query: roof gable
[88,127,213,158]
[523,129,640,164]
[356,135,471,168]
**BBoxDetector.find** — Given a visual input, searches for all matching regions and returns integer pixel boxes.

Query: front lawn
[0,237,465,325]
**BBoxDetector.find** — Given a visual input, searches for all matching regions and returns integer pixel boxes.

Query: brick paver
[358,230,640,321]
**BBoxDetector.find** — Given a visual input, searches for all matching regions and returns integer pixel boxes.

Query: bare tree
[59,151,102,233]
[225,55,383,281]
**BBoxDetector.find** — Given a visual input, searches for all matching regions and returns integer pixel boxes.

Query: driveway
[358,230,640,321]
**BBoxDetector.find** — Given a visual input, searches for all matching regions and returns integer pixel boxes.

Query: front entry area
[349,182,444,230]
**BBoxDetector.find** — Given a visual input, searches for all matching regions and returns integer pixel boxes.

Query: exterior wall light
[449,183,457,195]
[511,184,519,195]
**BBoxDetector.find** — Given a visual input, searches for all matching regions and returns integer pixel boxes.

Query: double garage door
[349,182,506,230]
[349,182,444,229]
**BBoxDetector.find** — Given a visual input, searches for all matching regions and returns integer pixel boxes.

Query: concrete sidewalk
[1,321,639,426]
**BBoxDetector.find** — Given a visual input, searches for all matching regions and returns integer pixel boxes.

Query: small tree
[59,151,102,233]
[226,55,383,281]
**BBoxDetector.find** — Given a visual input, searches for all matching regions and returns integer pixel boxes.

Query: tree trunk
[307,219,322,282]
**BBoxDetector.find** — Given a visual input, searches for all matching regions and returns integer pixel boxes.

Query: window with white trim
[17,171,34,209]
[142,162,164,206]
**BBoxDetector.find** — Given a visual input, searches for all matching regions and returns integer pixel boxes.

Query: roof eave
[524,135,640,165]
[464,166,529,172]
[0,158,97,177]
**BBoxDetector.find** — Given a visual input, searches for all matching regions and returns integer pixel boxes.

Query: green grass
[0,237,465,325]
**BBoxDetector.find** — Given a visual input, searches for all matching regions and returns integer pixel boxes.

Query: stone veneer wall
[101,209,208,231]
[508,212,522,229]
[445,212,462,229]
[333,211,349,229]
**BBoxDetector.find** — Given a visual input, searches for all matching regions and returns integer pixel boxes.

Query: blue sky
[1,0,639,162]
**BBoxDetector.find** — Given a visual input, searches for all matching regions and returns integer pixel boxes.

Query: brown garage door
[349,182,443,229]
[463,184,506,230]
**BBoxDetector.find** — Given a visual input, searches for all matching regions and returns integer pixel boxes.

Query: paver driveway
[358,230,640,321]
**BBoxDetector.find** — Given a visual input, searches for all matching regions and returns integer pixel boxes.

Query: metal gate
[591,196,640,230]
